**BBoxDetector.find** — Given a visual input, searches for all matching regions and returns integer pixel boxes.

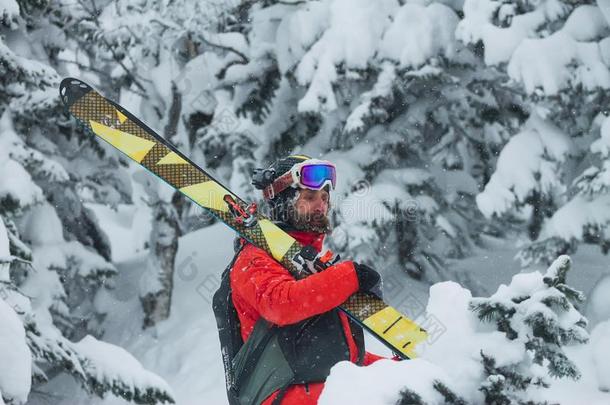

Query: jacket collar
[287,229,326,252]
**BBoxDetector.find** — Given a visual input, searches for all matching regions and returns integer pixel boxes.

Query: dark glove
[353,262,383,299]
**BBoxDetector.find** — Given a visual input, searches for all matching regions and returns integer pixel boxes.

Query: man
[214,155,385,405]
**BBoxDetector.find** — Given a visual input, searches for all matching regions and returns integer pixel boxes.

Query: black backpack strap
[213,238,248,405]
[347,317,366,366]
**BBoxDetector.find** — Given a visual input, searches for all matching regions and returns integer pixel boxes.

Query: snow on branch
[0,0,19,29]
[458,0,570,66]
[291,0,459,113]
[476,114,572,218]
[0,299,31,405]
[0,38,58,89]
[74,336,175,404]
[378,3,459,69]
[321,255,597,404]
[508,30,610,96]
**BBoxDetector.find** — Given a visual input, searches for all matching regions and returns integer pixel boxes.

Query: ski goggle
[263,159,336,200]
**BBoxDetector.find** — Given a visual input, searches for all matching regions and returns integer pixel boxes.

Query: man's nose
[313,197,328,213]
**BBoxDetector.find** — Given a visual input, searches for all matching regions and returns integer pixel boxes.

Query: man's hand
[353,262,383,299]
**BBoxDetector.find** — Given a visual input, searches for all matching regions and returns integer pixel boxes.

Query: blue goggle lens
[300,164,336,189]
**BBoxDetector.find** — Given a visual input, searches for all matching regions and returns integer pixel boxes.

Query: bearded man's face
[289,188,331,234]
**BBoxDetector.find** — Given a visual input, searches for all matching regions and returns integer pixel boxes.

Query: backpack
[212,238,366,405]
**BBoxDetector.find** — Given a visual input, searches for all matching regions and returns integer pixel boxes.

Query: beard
[286,204,332,234]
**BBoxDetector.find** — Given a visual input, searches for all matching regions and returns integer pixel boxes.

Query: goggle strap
[263,171,294,200]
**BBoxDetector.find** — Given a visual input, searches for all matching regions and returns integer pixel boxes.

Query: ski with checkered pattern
[59,77,427,359]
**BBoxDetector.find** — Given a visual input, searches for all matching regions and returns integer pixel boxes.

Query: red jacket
[230,229,385,405]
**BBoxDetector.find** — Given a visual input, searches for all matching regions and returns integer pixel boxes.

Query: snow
[290,0,459,113]
[338,182,409,229]
[0,111,48,209]
[0,0,19,18]
[416,281,485,392]
[20,202,63,246]
[0,0,20,29]
[85,203,151,262]
[457,0,567,66]
[179,53,222,116]
[591,116,610,157]
[562,5,609,42]
[0,158,44,209]
[62,241,116,278]
[319,358,457,404]
[585,273,610,327]
[591,320,610,391]
[16,201,115,340]
[73,335,174,402]
[458,0,610,81]
[344,62,396,133]
[508,30,610,95]
[477,115,572,218]
[375,168,433,187]
[202,31,249,59]
[275,1,329,74]
[378,3,459,68]
[0,216,8,264]
[600,0,610,27]
[87,222,236,405]
[321,258,610,404]
[493,270,545,301]
[541,194,610,241]
[0,36,59,86]
[603,37,610,67]
[296,0,397,112]
[0,298,32,404]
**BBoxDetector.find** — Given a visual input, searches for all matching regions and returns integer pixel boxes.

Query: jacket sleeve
[231,244,360,326]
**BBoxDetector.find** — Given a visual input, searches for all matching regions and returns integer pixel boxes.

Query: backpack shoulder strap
[213,237,248,405]
[347,317,366,366]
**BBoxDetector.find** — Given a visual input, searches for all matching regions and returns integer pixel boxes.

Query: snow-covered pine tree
[0,0,134,342]
[470,255,589,403]
[0,0,179,402]
[54,0,265,325]
[166,0,544,295]
[468,0,610,265]
[0,214,174,404]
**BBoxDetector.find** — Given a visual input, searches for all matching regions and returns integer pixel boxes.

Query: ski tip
[59,77,93,108]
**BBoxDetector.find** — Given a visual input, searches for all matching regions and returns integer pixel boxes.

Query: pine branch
[540,294,570,312]
[469,300,518,340]
[432,380,467,405]
[235,66,281,124]
[396,388,425,405]
[524,312,562,345]
[198,32,249,65]
[75,0,148,93]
